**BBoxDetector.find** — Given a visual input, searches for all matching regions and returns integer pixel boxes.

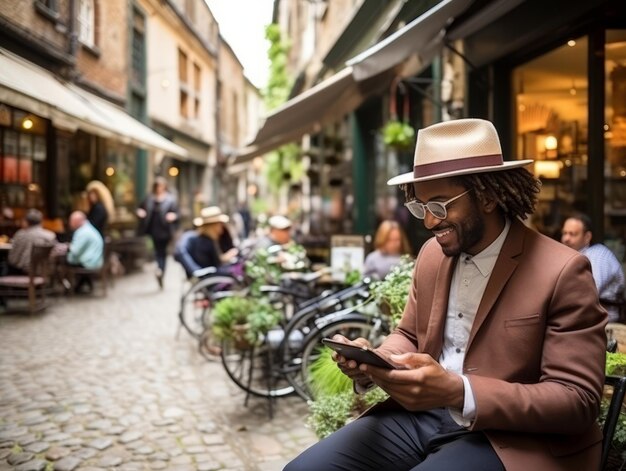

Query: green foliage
[265,144,303,192]
[382,120,415,149]
[307,347,352,397]
[369,255,415,327]
[306,388,389,439]
[344,269,362,286]
[602,352,626,459]
[263,24,302,194]
[244,242,309,296]
[264,23,292,111]
[212,296,281,346]
[606,352,626,376]
[306,392,353,439]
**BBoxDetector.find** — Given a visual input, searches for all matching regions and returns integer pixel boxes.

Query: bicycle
[219,276,390,409]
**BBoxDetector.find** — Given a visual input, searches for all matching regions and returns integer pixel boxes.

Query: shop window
[513,37,588,238]
[77,0,96,48]
[605,30,626,253]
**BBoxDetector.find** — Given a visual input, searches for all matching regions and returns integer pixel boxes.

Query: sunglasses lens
[405,202,425,219]
[427,203,447,219]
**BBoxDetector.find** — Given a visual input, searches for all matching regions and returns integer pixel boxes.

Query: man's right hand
[136,208,147,218]
[331,335,373,388]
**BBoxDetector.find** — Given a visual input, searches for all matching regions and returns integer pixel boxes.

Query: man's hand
[136,208,147,219]
[165,212,177,223]
[361,353,465,411]
[330,335,373,388]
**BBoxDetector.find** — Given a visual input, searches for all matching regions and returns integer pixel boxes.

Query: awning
[231,0,473,165]
[0,47,188,159]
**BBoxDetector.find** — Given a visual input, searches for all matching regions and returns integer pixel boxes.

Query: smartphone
[322,338,399,369]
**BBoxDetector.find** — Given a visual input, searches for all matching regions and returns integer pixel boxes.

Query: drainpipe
[68,0,78,61]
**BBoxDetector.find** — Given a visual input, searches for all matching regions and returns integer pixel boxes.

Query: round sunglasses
[404,189,472,220]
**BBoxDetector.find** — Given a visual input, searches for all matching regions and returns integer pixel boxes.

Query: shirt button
[458,313,463,318]
[456,348,461,353]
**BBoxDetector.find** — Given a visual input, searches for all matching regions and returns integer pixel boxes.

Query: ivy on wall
[263,23,303,194]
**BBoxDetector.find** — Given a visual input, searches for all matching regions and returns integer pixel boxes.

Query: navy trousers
[284,408,504,471]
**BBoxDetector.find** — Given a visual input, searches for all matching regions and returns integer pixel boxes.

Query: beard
[440,209,485,257]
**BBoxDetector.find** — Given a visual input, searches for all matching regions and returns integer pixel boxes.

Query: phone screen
[322,338,398,369]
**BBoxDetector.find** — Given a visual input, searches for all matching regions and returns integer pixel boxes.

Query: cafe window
[512,37,588,239]
[605,29,626,255]
[0,106,47,214]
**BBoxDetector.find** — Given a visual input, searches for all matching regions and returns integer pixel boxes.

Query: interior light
[545,136,558,151]
[604,124,610,131]
[567,40,576,47]
[168,166,179,177]
[22,117,34,130]
[534,160,562,179]
[105,166,115,176]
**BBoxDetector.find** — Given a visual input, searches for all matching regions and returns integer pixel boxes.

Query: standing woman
[86,180,115,237]
[136,176,179,288]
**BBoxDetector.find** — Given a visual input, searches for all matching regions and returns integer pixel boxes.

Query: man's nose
[423,211,441,230]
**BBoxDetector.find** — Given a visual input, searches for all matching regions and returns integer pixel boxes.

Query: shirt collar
[461,219,511,277]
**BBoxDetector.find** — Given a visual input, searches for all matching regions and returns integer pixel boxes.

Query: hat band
[413,154,503,178]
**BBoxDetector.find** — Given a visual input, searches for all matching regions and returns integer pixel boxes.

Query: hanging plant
[382,80,415,150]
[382,120,415,150]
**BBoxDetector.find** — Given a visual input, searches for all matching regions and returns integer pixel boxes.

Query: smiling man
[284,119,607,471]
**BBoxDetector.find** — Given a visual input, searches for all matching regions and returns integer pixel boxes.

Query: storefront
[0,47,188,237]
[456,0,625,260]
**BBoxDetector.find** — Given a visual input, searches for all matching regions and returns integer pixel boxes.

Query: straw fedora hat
[193,206,229,227]
[387,118,533,186]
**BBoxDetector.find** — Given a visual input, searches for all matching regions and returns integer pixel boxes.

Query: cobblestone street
[0,262,317,471]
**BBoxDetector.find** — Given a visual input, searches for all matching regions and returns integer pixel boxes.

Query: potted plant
[369,255,415,328]
[212,296,281,349]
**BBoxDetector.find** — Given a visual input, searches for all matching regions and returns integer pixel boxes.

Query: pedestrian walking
[136,176,179,289]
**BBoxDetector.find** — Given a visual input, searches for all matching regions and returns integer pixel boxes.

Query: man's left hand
[361,353,464,411]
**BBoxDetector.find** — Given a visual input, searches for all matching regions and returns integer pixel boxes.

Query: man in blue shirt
[562,212,625,322]
[66,211,103,293]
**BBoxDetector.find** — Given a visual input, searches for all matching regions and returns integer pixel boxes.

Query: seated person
[561,212,625,322]
[65,211,104,293]
[8,209,57,275]
[363,220,412,280]
[255,215,293,251]
[174,206,238,279]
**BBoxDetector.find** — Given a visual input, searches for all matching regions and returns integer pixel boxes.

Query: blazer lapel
[467,219,525,350]
[422,254,456,358]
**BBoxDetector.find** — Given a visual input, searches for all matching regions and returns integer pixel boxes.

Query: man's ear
[482,197,498,214]
[584,230,593,246]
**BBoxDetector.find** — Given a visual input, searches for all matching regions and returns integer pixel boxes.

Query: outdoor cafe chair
[0,243,54,313]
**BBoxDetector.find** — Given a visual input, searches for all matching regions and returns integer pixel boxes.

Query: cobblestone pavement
[0,262,317,471]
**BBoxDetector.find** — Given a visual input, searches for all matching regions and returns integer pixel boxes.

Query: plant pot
[232,323,253,350]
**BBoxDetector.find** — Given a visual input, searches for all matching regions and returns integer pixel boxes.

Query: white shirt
[441,219,511,426]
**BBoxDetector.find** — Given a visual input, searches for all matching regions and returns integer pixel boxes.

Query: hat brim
[387,159,534,186]
[193,214,229,227]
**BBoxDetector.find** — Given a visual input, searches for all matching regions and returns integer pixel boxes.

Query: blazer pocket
[504,314,541,328]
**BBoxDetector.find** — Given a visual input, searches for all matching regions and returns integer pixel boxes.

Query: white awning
[231,0,473,165]
[0,47,188,159]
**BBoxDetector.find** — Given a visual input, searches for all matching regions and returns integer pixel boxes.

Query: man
[66,211,104,293]
[255,215,293,250]
[285,119,607,471]
[174,206,238,279]
[561,213,625,322]
[8,209,56,274]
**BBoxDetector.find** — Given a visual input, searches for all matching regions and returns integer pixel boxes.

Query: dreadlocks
[400,167,542,220]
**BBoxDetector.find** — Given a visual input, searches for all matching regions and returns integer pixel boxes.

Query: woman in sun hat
[285,118,607,471]
[174,206,238,279]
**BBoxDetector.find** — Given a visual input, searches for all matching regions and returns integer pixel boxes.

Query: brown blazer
[376,219,608,471]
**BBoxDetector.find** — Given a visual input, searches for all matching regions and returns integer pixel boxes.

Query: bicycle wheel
[293,315,389,400]
[179,276,238,339]
[220,331,295,398]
